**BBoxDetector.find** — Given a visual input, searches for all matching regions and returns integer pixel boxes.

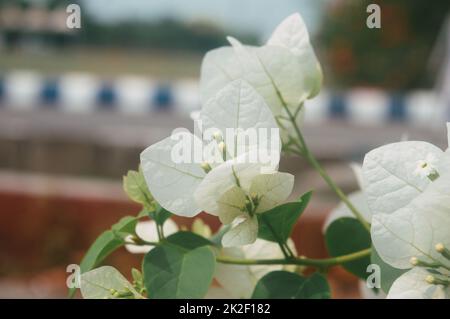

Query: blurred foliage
[0,0,258,52]
[77,18,254,52]
[317,0,450,90]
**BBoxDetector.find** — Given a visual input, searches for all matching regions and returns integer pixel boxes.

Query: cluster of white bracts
[139,13,321,248]
[325,124,450,299]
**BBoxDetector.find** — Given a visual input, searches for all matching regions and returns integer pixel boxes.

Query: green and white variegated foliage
[362,124,450,299]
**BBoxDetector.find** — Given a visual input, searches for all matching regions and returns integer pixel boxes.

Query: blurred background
[0,0,449,298]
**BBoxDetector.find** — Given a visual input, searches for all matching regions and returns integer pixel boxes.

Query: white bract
[200,13,322,136]
[141,80,280,217]
[195,156,294,246]
[210,238,298,298]
[362,124,450,299]
[141,79,293,246]
[125,219,179,254]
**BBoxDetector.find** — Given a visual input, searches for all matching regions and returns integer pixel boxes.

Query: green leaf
[325,217,371,279]
[80,266,143,299]
[111,216,138,234]
[143,244,215,299]
[371,246,407,293]
[252,271,330,299]
[69,215,142,298]
[123,167,154,209]
[166,231,214,250]
[148,205,172,226]
[257,191,312,243]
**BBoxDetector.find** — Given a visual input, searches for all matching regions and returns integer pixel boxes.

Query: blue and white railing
[0,70,445,126]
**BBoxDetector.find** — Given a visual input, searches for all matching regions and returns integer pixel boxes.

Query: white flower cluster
[140,13,321,247]
[325,124,450,299]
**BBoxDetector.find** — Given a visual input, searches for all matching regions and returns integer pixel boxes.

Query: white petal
[217,186,247,224]
[194,153,273,216]
[136,219,178,243]
[387,268,449,299]
[125,219,179,254]
[228,37,313,109]
[267,13,310,53]
[201,79,280,159]
[213,247,256,298]
[140,133,205,217]
[242,238,296,278]
[249,172,294,213]
[124,236,152,254]
[200,46,243,107]
[322,191,371,232]
[362,141,443,216]
[371,164,450,268]
[214,238,293,298]
[222,215,258,247]
[200,40,317,117]
[266,13,322,99]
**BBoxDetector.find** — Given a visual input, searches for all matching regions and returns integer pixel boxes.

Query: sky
[81,0,326,40]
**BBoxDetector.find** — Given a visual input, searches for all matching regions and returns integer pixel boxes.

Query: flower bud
[409,257,440,269]
[213,131,222,142]
[426,275,435,284]
[435,242,450,260]
[435,243,445,253]
[201,162,212,173]
[410,257,418,266]
[218,141,227,161]
[218,142,226,153]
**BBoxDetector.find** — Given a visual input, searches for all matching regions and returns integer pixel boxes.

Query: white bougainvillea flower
[362,141,444,217]
[141,80,283,218]
[140,131,206,217]
[363,123,450,299]
[200,13,322,119]
[125,219,179,254]
[201,79,281,159]
[212,238,298,298]
[194,152,294,247]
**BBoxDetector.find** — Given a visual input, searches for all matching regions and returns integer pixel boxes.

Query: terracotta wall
[0,176,360,298]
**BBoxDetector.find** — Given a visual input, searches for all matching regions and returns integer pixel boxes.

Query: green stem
[155,222,163,240]
[130,237,159,246]
[282,104,371,232]
[216,248,371,268]
[261,215,291,258]
[129,235,370,269]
